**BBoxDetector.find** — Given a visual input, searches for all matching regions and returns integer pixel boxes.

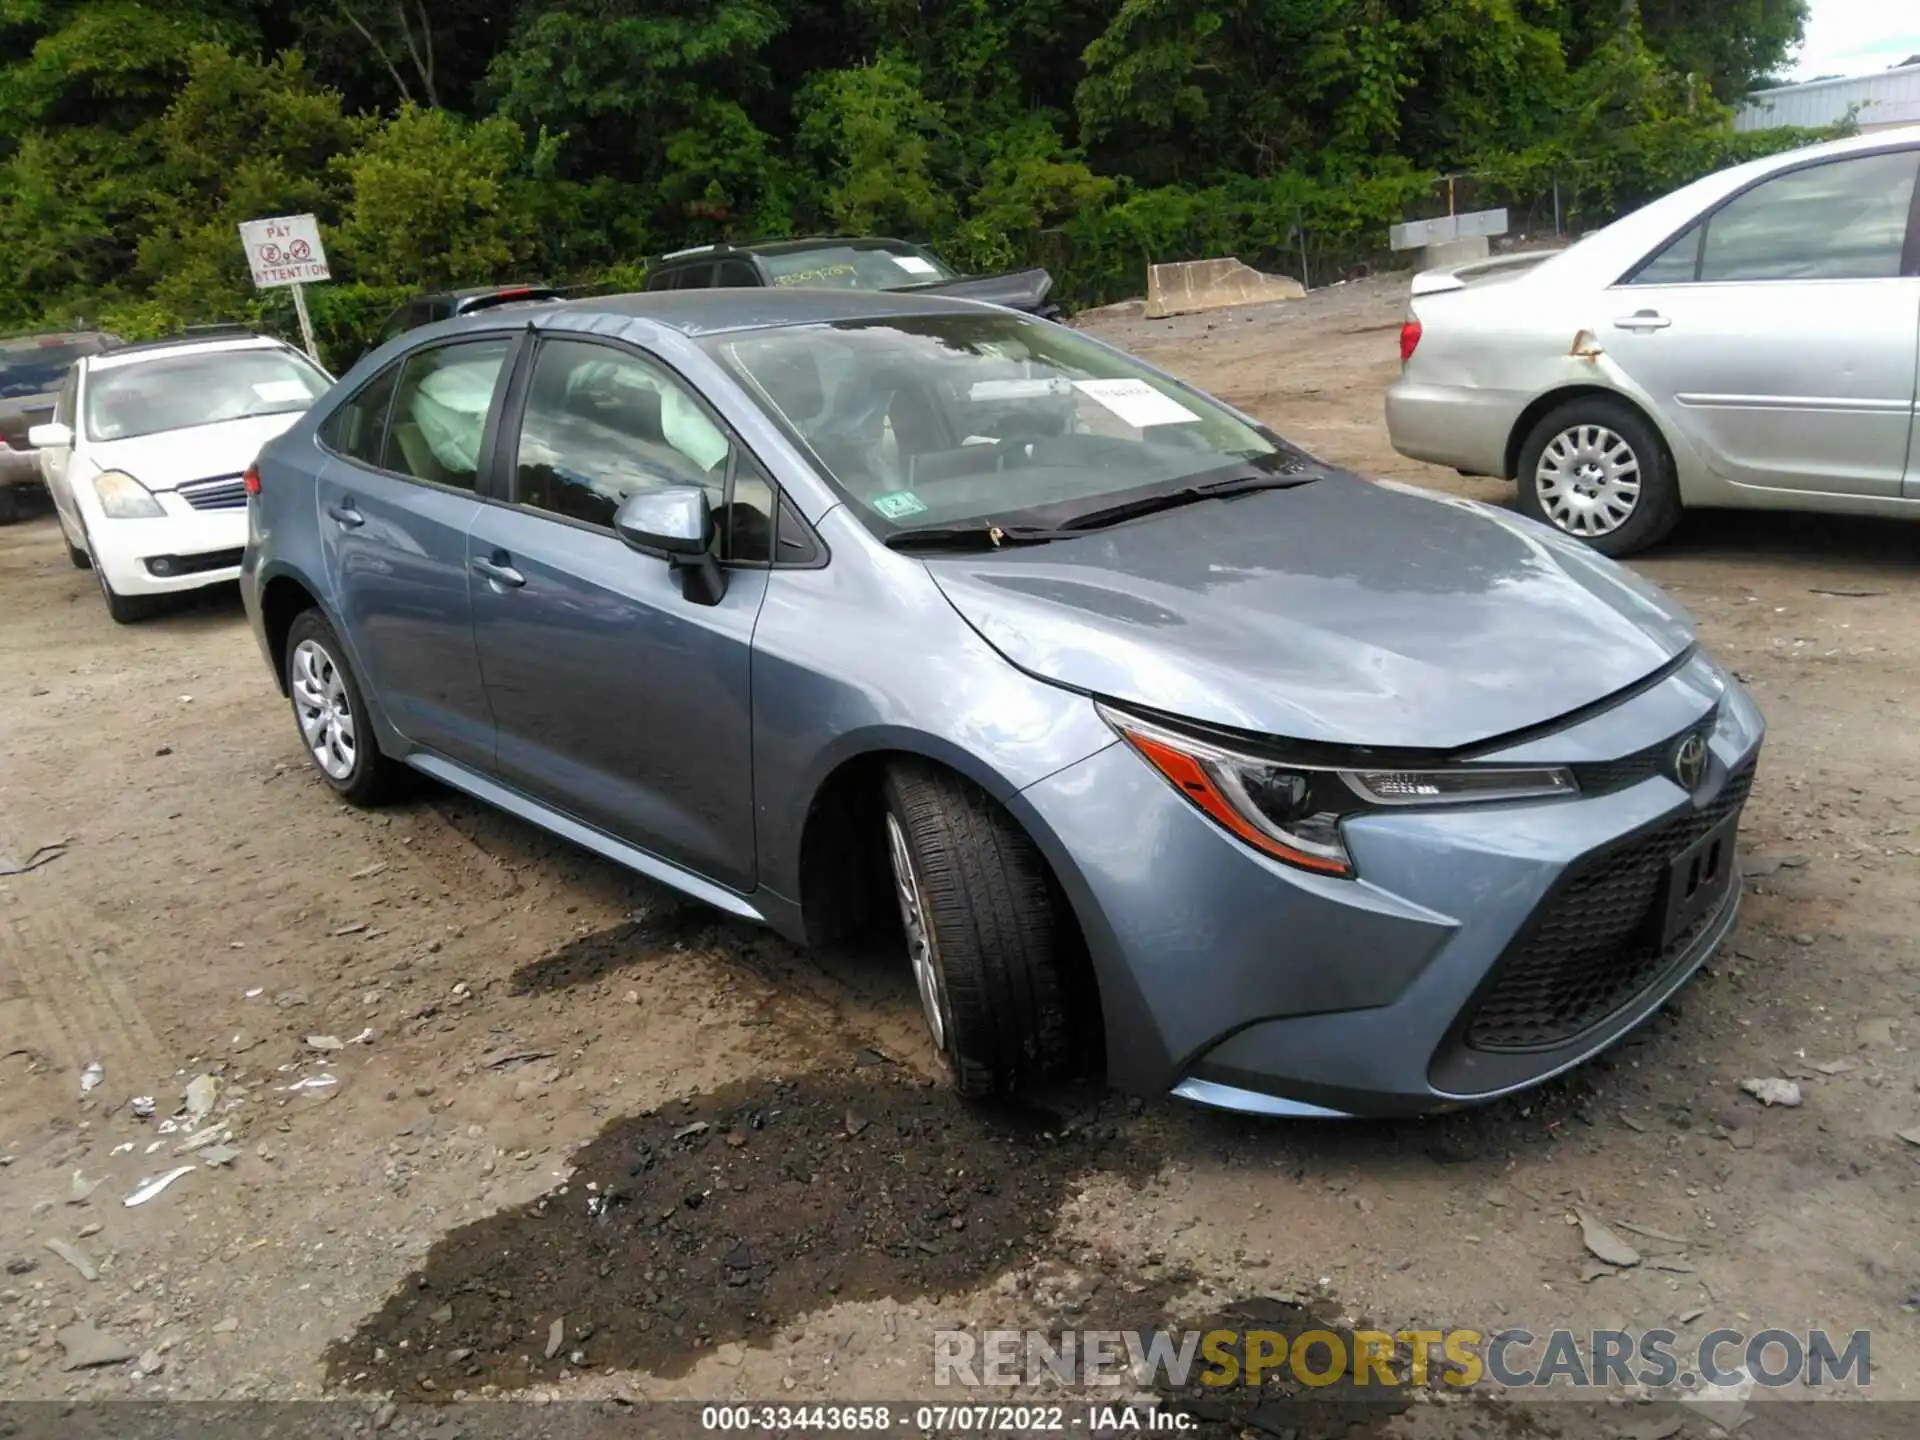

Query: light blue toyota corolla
[240,290,1763,1118]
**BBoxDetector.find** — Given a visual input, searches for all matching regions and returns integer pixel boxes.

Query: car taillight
[243,462,261,497]
[1399,318,1422,363]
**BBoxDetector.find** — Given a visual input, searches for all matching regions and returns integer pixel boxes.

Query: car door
[467,333,776,892]
[315,335,517,770]
[1606,145,1920,497]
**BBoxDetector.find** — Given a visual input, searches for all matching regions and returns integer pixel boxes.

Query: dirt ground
[2,274,1917,1435]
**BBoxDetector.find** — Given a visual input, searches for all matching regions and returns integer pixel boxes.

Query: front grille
[1463,763,1753,1053]
[177,474,248,511]
[1568,715,1716,795]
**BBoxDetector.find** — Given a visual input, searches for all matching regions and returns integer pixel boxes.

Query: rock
[430,1305,453,1325]
[77,1223,101,1238]
[1896,1127,1920,1148]
[713,1342,745,1367]
[1814,1060,1856,1075]
[672,1122,710,1141]
[57,1322,135,1370]
[306,1035,345,1051]
[1728,1127,1755,1150]
[373,1401,397,1430]
[1576,1210,1641,1267]
[623,991,640,1005]
[274,990,310,1008]
[44,1239,99,1282]
[183,1074,221,1125]
[1741,1077,1802,1107]
[5,1256,36,1276]
[545,1318,565,1360]
[1790,934,1815,947]
[200,1145,241,1168]
[69,1171,103,1205]
[136,1348,164,1376]
[844,1109,870,1137]
[212,1317,239,1334]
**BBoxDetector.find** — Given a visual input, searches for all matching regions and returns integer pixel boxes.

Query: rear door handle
[1613,311,1672,331]
[471,555,526,589]
[325,502,365,528]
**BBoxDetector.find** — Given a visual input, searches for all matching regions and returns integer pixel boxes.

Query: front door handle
[325,502,365,528]
[1613,310,1672,331]
[471,555,526,589]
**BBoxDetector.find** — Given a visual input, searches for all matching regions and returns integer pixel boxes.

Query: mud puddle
[327,1066,1150,1397]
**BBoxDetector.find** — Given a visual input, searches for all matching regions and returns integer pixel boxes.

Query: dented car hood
[920,475,1696,751]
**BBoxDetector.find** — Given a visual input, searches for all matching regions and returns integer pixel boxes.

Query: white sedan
[1386,125,1920,556]
[33,332,332,621]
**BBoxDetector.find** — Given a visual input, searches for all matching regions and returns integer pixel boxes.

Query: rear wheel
[1515,397,1679,558]
[284,609,404,806]
[881,761,1079,1096]
[0,487,20,525]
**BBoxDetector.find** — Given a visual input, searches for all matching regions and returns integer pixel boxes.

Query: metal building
[1735,65,1920,133]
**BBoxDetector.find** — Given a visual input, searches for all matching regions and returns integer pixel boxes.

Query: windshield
[759,244,958,292]
[0,340,98,401]
[703,314,1295,531]
[85,348,331,442]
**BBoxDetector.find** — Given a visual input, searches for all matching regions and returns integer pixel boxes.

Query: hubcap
[1536,423,1641,537]
[290,638,358,781]
[885,813,949,1054]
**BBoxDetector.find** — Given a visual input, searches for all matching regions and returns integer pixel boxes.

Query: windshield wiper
[1058,470,1321,533]
[882,521,1074,552]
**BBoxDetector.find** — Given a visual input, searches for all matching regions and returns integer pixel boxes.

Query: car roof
[90,334,296,372]
[658,236,926,262]
[545,287,1000,338]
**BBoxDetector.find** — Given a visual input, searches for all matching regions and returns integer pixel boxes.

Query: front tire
[284,610,404,806]
[1515,397,1679,558]
[0,487,20,525]
[89,540,160,624]
[67,536,91,569]
[881,761,1078,1096]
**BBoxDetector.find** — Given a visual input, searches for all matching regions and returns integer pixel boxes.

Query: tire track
[0,886,164,1084]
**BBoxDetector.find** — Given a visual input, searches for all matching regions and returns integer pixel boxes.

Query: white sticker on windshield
[1072,378,1199,428]
[892,255,939,276]
[252,380,311,403]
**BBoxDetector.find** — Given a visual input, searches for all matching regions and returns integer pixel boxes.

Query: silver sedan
[1386,125,1920,556]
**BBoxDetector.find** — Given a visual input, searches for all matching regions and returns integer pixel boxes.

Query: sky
[1789,0,1920,79]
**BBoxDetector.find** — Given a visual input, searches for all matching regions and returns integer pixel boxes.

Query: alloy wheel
[885,812,950,1054]
[290,638,358,781]
[1535,423,1641,537]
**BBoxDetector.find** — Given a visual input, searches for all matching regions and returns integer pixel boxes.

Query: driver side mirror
[613,486,726,605]
[28,422,73,449]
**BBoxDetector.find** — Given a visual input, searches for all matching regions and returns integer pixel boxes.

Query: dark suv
[0,329,122,523]
[373,285,562,351]
[643,238,1058,316]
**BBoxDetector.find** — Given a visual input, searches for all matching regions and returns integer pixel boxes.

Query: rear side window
[382,338,513,490]
[324,364,401,466]
[715,260,761,288]
[1630,150,1918,284]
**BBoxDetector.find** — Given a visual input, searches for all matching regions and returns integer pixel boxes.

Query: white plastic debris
[123,1166,196,1207]
[243,988,263,999]
[285,1074,337,1092]
[110,1143,134,1156]
[130,1096,155,1119]
[1741,1077,1802,1107]
[183,1074,220,1126]
[80,1062,103,1095]
[306,1035,345,1052]
[349,1028,374,1045]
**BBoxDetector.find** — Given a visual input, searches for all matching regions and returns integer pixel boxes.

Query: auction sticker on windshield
[872,490,929,520]
[893,255,940,276]
[1073,378,1199,428]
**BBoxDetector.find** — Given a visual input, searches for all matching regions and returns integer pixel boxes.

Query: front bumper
[89,493,247,596]
[1013,652,1764,1117]
[1384,377,1527,477]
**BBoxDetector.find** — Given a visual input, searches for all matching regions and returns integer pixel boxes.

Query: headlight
[92,470,164,520]
[1099,704,1575,879]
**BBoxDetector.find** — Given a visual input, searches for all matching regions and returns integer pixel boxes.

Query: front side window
[83,346,331,442]
[512,338,772,561]
[1634,151,1918,285]
[382,338,512,489]
[704,313,1299,534]
[759,244,956,292]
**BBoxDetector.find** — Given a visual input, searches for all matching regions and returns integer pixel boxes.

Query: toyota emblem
[1672,732,1709,792]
